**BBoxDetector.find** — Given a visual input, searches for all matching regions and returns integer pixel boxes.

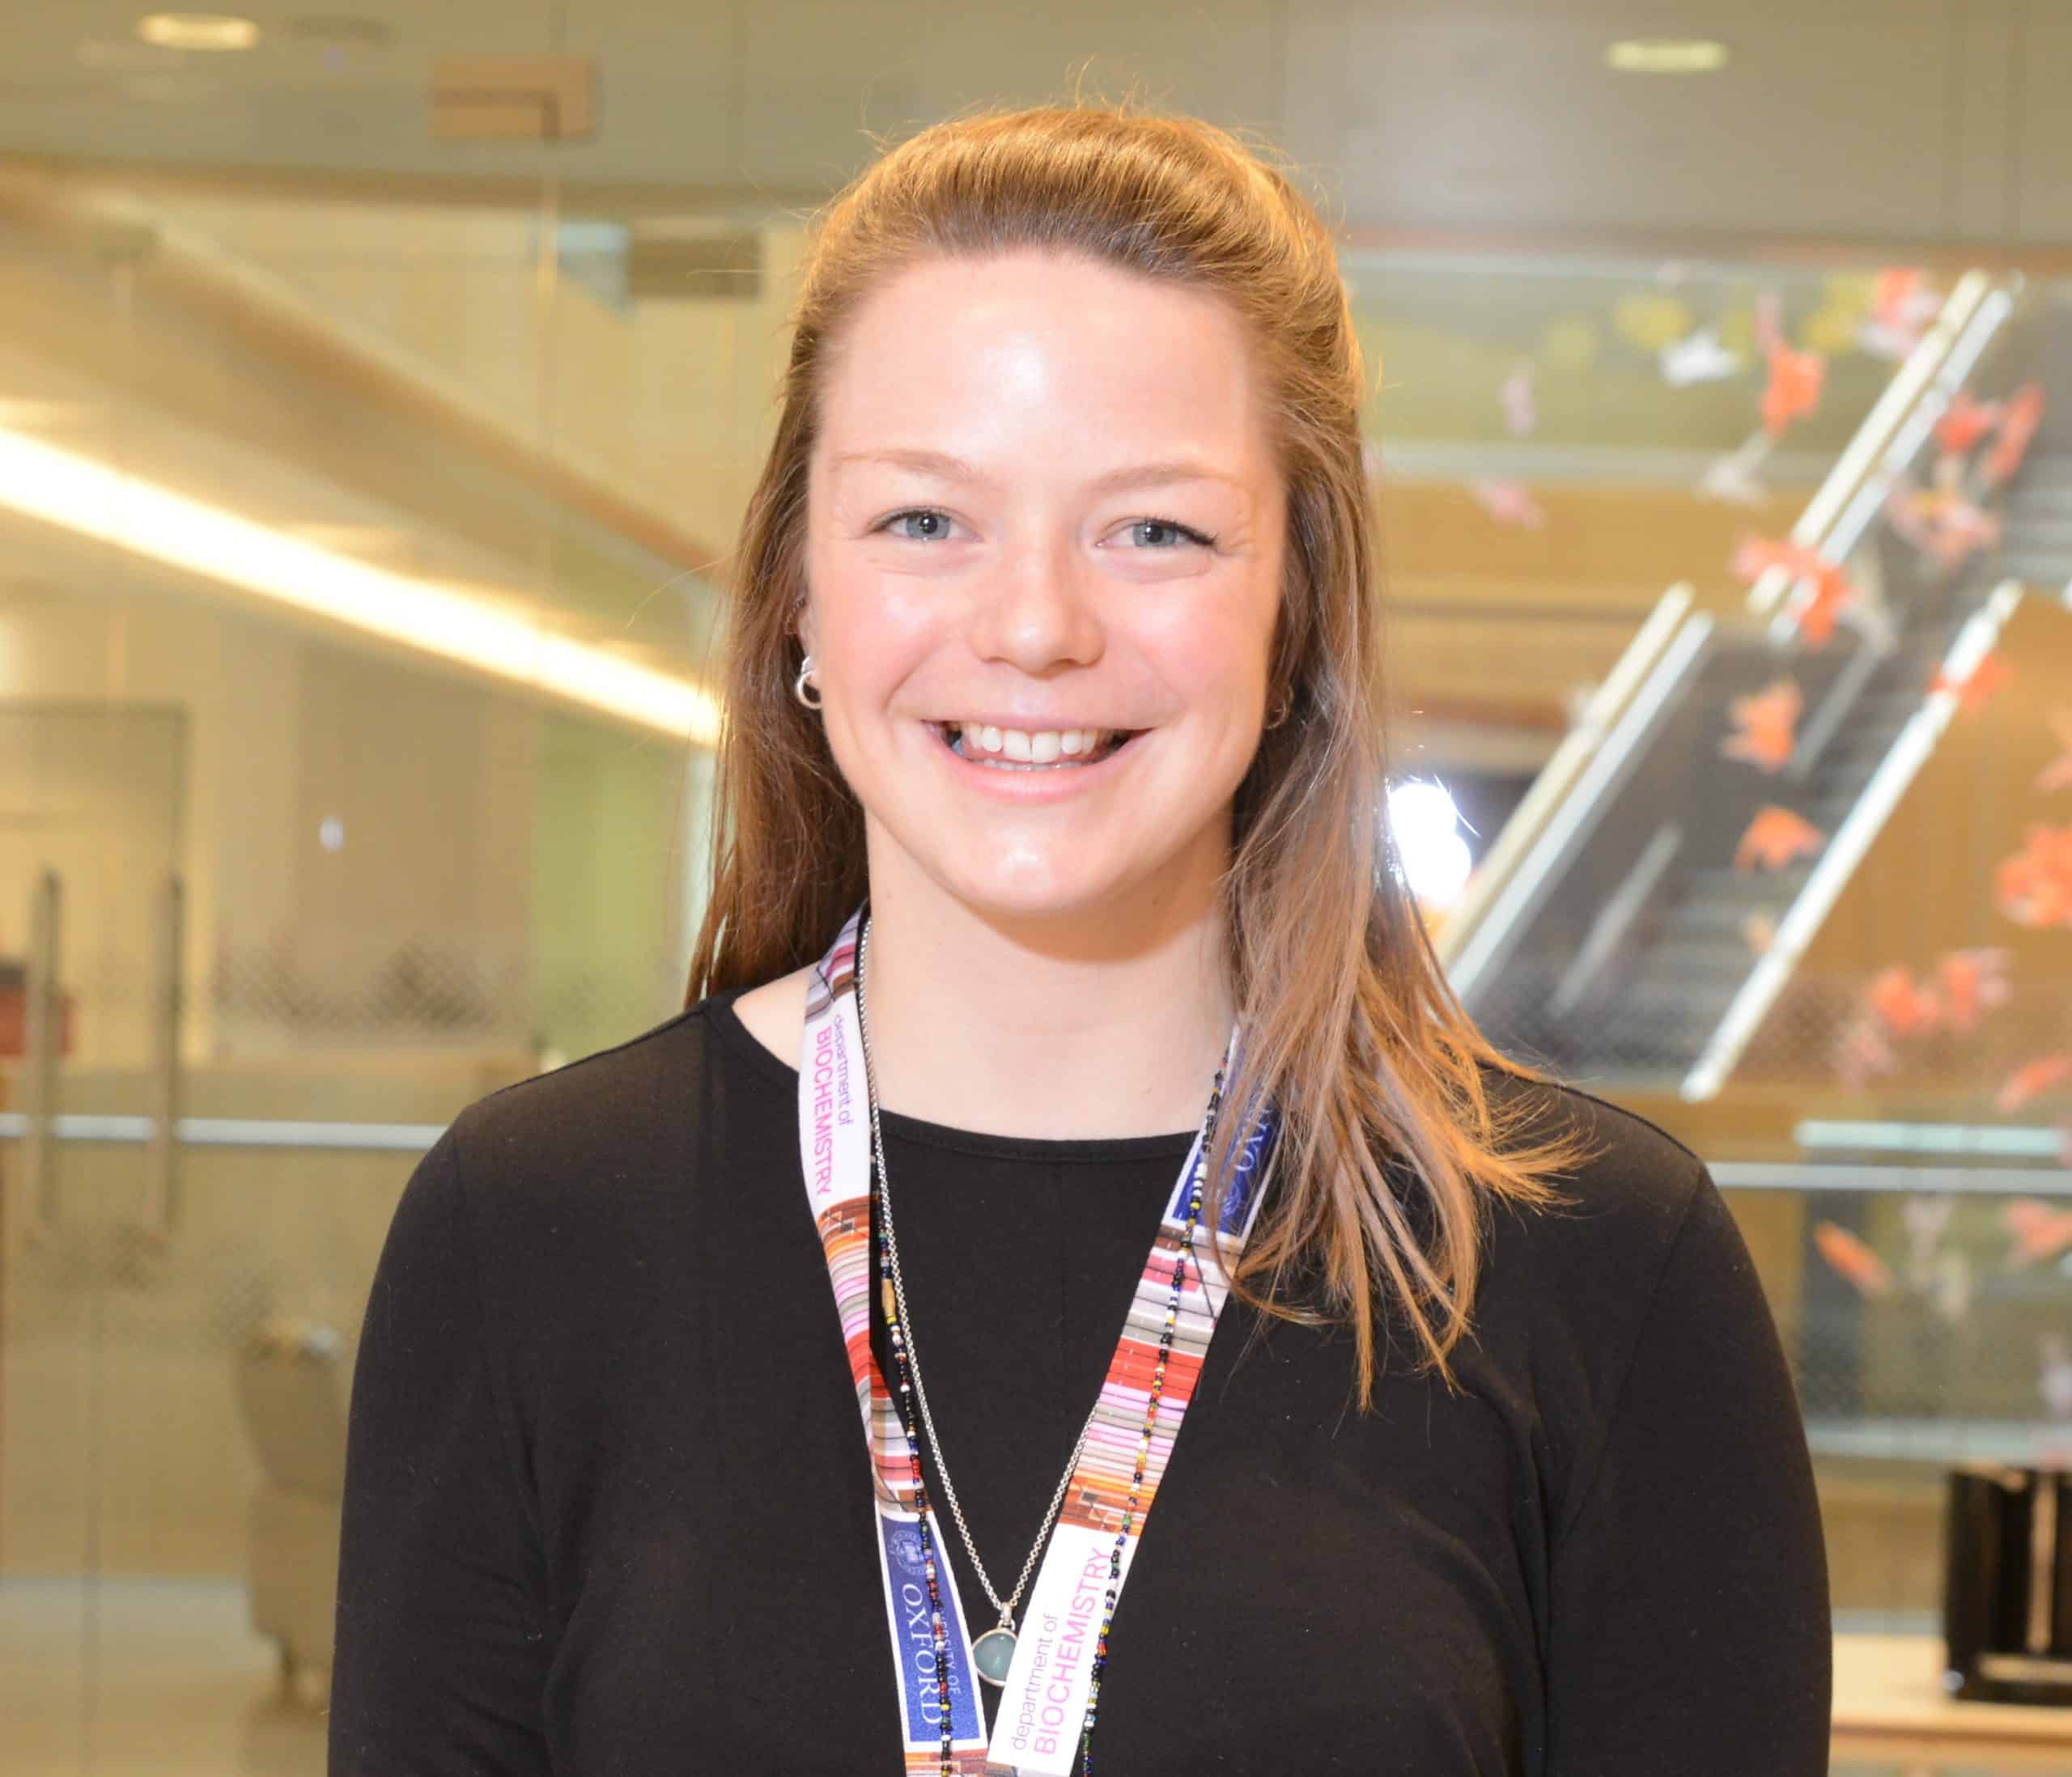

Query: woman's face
[800,248,1286,928]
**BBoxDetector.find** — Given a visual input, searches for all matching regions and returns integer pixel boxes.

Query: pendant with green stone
[972,1622,1017,1686]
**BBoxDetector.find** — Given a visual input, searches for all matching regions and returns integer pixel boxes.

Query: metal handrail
[1750,269,2010,626]
[7,1113,2063,1198]
[1437,268,2015,988]
[1442,599,1714,998]
[1681,579,2029,1101]
[1435,583,1696,972]
[22,869,62,1243]
[141,871,185,1244]
[0,1113,448,1150]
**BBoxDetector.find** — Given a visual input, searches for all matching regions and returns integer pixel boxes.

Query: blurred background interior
[2,2,2071,1773]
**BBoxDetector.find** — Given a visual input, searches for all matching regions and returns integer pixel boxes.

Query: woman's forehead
[815,251,1273,482]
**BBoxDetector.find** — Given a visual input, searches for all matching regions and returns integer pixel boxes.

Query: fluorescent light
[0,425,721,745]
[137,12,260,49]
[1605,40,1728,74]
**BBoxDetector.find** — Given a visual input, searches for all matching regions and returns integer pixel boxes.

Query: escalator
[1441,271,2066,1097]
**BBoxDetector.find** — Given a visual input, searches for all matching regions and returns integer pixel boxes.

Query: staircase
[1441,271,2065,1096]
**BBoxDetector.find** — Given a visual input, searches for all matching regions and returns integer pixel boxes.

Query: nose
[965,532,1105,674]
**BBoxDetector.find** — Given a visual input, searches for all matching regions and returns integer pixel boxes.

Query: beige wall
[131,193,801,562]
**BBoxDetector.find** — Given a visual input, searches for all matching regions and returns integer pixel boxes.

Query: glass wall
[1,7,2067,1775]
[0,72,734,1766]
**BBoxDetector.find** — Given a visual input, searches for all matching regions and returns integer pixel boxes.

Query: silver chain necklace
[854,913,1108,1686]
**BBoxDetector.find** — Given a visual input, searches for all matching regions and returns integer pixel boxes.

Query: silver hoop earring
[1264,693,1291,731]
[793,654,824,710]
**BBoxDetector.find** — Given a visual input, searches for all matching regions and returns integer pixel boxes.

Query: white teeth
[944,723,1121,764]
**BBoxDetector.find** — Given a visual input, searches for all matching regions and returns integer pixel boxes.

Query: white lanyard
[796,905,1277,1772]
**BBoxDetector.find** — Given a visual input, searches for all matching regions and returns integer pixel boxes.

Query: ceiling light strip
[1605,40,1729,74]
[0,426,720,745]
[137,12,260,52]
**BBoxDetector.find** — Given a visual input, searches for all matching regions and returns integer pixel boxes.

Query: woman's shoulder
[1462,1068,1810,1575]
[1460,1064,1777,1427]
[1463,1064,1737,1347]
[452,1005,704,1146]
[1478,1063,1713,1243]
[439,974,806,1200]
[363,989,807,1433]
[728,963,817,1066]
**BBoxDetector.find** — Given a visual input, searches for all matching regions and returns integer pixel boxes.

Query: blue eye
[880,508,957,541]
[1125,519,1215,549]
[873,509,1216,549]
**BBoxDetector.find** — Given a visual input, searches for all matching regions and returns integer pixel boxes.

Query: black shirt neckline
[703,982,1201,1166]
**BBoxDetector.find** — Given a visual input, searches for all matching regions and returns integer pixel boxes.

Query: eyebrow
[829,447,1247,498]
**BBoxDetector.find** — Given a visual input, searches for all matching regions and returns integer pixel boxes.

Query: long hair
[686,98,1601,1407]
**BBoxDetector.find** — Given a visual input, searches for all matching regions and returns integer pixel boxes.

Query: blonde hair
[687,98,1599,1407]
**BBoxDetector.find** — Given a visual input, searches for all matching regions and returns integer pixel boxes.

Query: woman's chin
[911,852,1155,929]
[940,868,1127,923]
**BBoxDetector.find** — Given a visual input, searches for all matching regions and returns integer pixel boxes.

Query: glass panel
[1443,274,2072,1681]
[1345,250,1914,469]
[0,33,722,1763]
[0,709,179,1773]
[79,1140,432,1771]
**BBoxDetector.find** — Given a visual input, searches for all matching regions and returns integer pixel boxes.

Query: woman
[330,104,1831,1775]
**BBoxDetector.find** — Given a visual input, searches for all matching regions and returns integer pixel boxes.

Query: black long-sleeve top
[328,984,1832,1775]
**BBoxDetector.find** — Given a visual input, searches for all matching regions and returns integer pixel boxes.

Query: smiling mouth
[930,721,1143,770]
